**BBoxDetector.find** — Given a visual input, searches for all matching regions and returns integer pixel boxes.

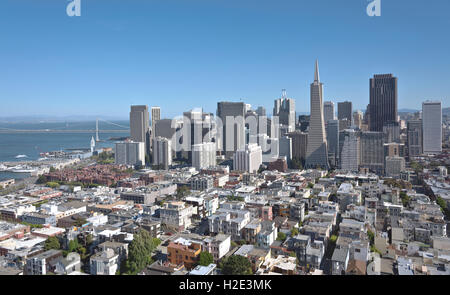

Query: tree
[221,255,253,275]
[46,182,59,189]
[276,232,287,241]
[68,239,79,253]
[367,230,375,246]
[329,235,338,244]
[176,186,191,199]
[86,234,93,246]
[36,175,47,184]
[290,157,303,170]
[290,228,299,237]
[437,197,450,219]
[198,251,214,266]
[123,230,158,275]
[400,192,411,207]
[44,236,60,251]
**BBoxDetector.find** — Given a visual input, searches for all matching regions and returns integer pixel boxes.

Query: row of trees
[44,234,94,261]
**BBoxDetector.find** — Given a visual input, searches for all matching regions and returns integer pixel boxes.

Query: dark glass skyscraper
[369,74,398,132]
[338,101,352,123]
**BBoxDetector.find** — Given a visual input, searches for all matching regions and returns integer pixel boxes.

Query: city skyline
[1,0,450,118]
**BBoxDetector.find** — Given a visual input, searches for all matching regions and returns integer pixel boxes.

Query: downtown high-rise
[338,101,352,123]
[130,105,150,157]
[217,101,246,158]
[369,74,398,132]
[273,90,296,133]
[305,60,329,170]
[323,101,335,124]
[422,101,442,154]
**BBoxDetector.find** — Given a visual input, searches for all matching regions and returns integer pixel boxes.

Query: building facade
[115,141,145,167]
[305,60,329,169]
[422,101,442,154]
[369,74,398,132]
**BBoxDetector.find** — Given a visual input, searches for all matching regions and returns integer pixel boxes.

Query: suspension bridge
[0,119,130,141]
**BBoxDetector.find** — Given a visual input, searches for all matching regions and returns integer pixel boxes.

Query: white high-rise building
[233,143,262,173]
[192,142,216,171]
[422,101,442,154]
[152,137,172,170]
[305,60,329,169]
[115,141,145,166]
[279,136,292,161]
[323,101,335,123]
[273,90,296,133]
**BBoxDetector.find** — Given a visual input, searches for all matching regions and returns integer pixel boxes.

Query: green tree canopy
[221,255,253,275]
[198,251,214,266]
[276,232,287,241]
[44,236,60,251]
[123,230,158,275]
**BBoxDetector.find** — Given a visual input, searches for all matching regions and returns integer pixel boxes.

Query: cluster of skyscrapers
[116,60,444,177]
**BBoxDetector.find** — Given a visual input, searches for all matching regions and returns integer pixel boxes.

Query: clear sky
[0,0,449,119]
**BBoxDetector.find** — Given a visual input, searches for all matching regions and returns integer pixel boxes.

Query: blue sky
[0,0,449,119]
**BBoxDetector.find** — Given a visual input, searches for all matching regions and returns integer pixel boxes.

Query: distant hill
[443,107,450,116]
[398,108,419,113]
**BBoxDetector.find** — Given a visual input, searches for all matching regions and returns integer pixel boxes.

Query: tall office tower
[256,106,266,117]
[273,90,296,132]
[183,109,214,162]
[217,102,246,158]
[245,109,259,144]
[278,136,292,161]
[326,119,339,168]
[422,101,442,154]
[233,143,262,173]
[152,137,172,170]
[115,141,145,167]
[339,129,360,172]
[369,74,398,132]
[360,131,384,175]
[353,111,363,129]
[287,131,308,163]
[407,119,422,158]
[192,142,216,171]
[323,101,335,124]
[305,60,329,170]
[154,119,177,139]
[130,105,150,157]
[151,107,161,138]
[338,101,353,123]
